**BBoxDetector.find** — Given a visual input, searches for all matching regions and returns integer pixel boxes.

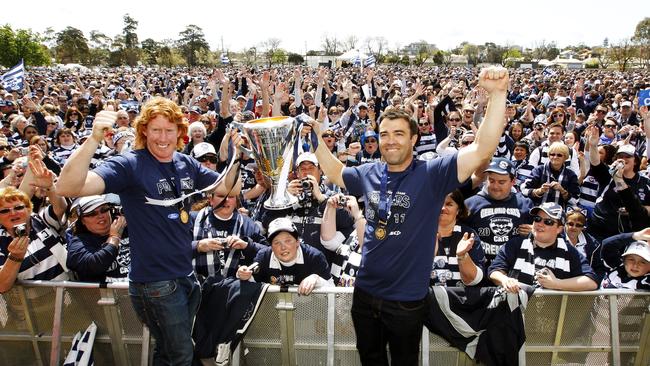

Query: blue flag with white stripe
[220,53,230,65]
[364,55,376,67]
[352,55,361,67]
[542,67,556,78]
[639,89,650,107]
[1,59,25,92]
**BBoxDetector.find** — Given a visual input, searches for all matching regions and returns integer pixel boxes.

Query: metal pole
[609,295,621,366]
[327,293,335,366]
[49,287,64,366]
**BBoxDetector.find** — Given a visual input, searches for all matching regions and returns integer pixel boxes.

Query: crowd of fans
[0,64,649,296]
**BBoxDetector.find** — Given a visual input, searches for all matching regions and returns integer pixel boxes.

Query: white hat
[616,144,636,157]
[191,142,216,159]
[620,101,632,108]
[267,217,298,242]
[74,195,109,215]
[295,152,319,167]
[622,241,650,262]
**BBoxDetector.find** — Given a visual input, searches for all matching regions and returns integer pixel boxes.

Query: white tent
[336,49,368,62]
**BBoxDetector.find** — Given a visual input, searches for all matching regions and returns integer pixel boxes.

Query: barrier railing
[0,281,648,366]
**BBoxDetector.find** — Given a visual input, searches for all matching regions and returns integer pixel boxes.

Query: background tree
[609,38,636,71]
[287,53,304,65]
[399,54,410,66]
[413,45,430,66]
[140,38,160,65]
[270,49,287,65]
[632,17,650,68]
[262,38,282,67]
[460,42,480,66]
[501,47,522,66]
[87,30,111,66]
[343,35,358,51]
[532,40,559,60]
[55,27,89,64]
[177,25,210,66]
[121,14,140,66]
[0,26,49,67]
[591,46,612,69]
[322,34,341,55]
[364,37,388,60]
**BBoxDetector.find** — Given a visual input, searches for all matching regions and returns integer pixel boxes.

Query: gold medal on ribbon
[180,209,189,224]
[374,226,386,240]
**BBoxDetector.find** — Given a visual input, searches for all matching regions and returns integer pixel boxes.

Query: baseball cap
[620,101,632,108]
[534,114,547,125]
[621,241,650,262]
[616,144,636,157]
[190,106,202,115]
[485,158,515,177]
[295,152,319,167]
[530,202,565,223]
[236,95,247,101]
[74,195,109,216]
[267,217,299,242]
[357,102,368,109]
[191,142,217,159]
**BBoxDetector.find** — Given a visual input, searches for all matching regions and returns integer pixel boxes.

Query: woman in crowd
[563,207,605,281]
[183,121,207,155]
[66,195,129,282]
[0,153,69,292]
[433,190,486,287]
[522,142,580,208]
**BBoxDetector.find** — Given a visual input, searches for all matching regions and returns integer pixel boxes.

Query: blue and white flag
[352,55,361,67]
[1,59,25,92]
[638,89,650,107]
[220,53,230,65]
[542,67,556,78]
[364,55,376,68]
[63,322,96,366]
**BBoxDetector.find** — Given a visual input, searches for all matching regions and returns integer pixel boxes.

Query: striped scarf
[512,237,572,286]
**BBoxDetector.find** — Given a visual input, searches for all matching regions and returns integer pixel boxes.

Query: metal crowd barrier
[0,281,648,366]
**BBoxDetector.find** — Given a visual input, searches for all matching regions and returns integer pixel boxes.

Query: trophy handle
[228,122,254,155]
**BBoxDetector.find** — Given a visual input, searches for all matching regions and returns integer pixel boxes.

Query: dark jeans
[351,287,428,366]
[129,274,201,366]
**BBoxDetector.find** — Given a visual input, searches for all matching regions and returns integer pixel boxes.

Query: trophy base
[263,195,298,210]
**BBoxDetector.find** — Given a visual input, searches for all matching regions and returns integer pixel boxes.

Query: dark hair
[448,189,468,220]
[599,144,617,166]
[378,109,418,137]
[514,141,530,154]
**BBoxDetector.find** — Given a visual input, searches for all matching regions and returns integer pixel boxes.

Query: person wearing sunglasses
[563,207,606,281]
[522,142,579,208]
[414,116,437,158]
[488,202,598,293]
[0,153,70,292]
[346,130,381,167]
[66,195,130,283]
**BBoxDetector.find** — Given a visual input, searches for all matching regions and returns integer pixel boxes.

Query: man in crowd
[311,66,510,365]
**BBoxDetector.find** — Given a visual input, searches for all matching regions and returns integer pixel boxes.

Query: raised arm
[56,111,112,197]
[456,67,508,182]
[310,120,346,188]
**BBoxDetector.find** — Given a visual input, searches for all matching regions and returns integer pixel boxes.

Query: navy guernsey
[343,153,460,301]
[93,149,221,282]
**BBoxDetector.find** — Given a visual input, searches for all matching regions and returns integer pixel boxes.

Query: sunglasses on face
[366,139,377,143]
[596,110,606,114]
[604,124,616,128]
[461,140,473,146]
[418,123,430,127]
[83,206,111,218]
[566,222,585,228]
[198,156,218,164]
[0,204,27,215]
[548,153,564,157]
[322,133,335,138]
[448,118,461,122]
[552,114,564,117]
[532,215,558,226]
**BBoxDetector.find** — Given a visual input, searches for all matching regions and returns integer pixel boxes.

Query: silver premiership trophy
[236,116,299,210]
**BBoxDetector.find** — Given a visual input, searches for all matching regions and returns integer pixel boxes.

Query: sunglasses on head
[532,215,558,226]
[197,156,218,164]
[83,206,111,218]
[0,204,26,215]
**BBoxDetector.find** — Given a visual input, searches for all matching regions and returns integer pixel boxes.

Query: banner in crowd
[639,89,650,107]
[1,59,25,92]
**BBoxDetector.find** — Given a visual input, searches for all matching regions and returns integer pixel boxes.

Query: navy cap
[530,202,565,223]
[485,158,515,177]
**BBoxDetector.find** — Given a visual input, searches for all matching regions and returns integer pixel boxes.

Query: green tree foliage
[177,25,210,66]
[287,53,304,65]
[0,25,50,67]
[413,45,430,66]
[633,17,650,68]
[141,38,160,65]
[270,49,287,65]
[121,14,140,66]
[55,27,89,64]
